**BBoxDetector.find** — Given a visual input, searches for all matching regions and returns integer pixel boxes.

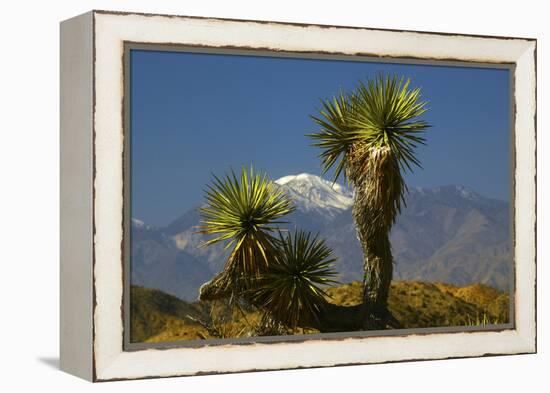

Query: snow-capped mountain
[275,173,353,216]
[131,174,511,301]
[131,218,147,229]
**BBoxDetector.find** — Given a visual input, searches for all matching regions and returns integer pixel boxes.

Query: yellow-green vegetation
[130,286,210,342]
[434,283,510,323]
[327,281,509,328]
[131,280,510,343]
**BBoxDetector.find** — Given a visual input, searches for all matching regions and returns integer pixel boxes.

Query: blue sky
[130,49,511,227]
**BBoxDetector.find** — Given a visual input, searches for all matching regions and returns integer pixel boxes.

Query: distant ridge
[132,174,511,301]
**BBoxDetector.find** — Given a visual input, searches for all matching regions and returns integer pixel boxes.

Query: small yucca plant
[198,167,295,300]
[254,229,339,329]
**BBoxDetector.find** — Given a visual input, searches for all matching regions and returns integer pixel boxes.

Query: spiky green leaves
[307,91,355,183]
[309,74,430,180]
[198,169,339,329]
[254,230,339,329]
[198,167,295,279]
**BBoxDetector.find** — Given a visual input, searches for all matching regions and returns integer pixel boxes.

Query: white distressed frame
[61,10,536,382]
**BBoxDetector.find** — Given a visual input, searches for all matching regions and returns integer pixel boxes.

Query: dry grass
[131,280,510,343]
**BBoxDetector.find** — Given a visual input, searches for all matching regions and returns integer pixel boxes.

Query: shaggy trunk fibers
[348,145,402,329]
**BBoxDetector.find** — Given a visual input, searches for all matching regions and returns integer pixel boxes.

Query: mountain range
[131,174,512,301]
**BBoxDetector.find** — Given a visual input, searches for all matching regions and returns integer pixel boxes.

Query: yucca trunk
[353,204,393,323]
[199,236,277,302]
[348,146,402,328]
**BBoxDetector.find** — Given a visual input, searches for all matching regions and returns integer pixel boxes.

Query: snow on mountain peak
[131,218,153,230]
[408,185,485,205]
[273,175,488,215]
[132,218,146,228]
[275,173,353,213]
[454,185,480,200]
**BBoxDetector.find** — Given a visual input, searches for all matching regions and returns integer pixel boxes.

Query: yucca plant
[197,167,295,301]
[309,74,430,327]
[253,230,339,329]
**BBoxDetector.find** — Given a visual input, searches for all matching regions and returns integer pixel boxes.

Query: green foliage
[254,230,339,329]
[309,73,430,181]
[198,167,295,297]
[308,91,355,182]
[199,167,294,251]
[197,168,341,329]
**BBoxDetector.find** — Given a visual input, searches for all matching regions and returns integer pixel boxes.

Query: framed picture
[60,10,537,382]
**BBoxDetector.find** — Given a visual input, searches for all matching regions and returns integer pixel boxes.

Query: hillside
[130,286,211,342]
[131,174,511,301]
[130,281,510,344]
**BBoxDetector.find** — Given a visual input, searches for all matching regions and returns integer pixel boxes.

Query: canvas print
[128,48,512,345]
